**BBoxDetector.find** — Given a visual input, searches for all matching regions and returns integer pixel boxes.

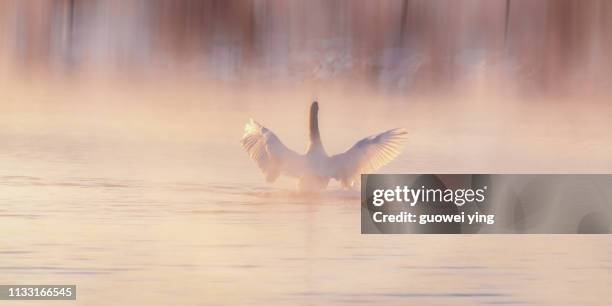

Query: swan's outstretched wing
[241,119,304,182]
[330,128,408,187]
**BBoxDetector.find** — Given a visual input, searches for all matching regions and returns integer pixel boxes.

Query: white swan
[241,101,407,191]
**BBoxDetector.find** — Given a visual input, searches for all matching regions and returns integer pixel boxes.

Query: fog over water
[1,1,612,305]
[2,1,612,93]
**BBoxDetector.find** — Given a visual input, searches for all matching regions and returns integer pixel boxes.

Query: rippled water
[1,83,612,305]
[1,1,612,303]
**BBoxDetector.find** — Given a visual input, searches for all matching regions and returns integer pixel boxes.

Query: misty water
[2,1,612,305]
[1,79,611,305]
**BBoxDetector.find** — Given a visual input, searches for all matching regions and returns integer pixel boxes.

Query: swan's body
[241,101,407,191]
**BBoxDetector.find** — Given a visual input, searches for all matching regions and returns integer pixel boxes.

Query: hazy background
[1,1,612,305]
[1,0,611,93]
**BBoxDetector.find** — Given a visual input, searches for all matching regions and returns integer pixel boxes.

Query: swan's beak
[311,101,319,112]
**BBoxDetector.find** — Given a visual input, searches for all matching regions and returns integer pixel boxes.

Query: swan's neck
[308,104,323,153]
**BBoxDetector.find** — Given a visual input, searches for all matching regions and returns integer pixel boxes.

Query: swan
[241,101,407,191]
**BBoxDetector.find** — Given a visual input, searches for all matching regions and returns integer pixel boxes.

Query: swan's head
[311,101,319,114]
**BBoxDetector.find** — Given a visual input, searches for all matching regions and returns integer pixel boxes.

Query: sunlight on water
[1,78,612,305]
[1,0,612,304]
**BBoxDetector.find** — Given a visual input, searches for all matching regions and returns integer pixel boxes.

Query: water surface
[1,82,611,305]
